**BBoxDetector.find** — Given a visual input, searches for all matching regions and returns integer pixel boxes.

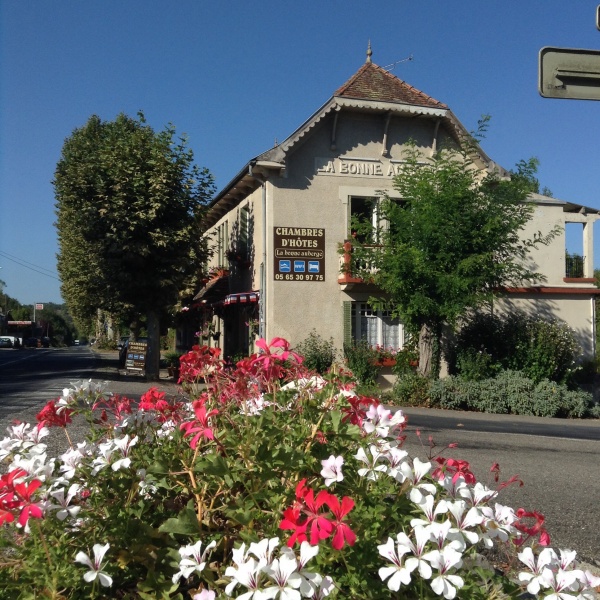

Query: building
[190,48,600,365]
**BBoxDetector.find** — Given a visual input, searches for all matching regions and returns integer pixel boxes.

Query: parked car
[0,337,13,349]
[24,337,39,348]
[2,336,21,348]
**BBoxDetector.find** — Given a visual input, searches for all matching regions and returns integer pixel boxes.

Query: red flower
[250,337,303,382]
[279,506,308,546]
[36,399,73,428]
[432,457,476,485]
[280,479,355,551]
[13,479,43,527]
[341,395,379,427]
[514,508,550,546]
[0,469,43,528]
[324,494,356,550]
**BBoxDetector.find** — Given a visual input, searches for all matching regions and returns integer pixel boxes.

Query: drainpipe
[249,167,268,341]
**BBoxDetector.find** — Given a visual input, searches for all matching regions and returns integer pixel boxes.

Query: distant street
[0,347,598,566]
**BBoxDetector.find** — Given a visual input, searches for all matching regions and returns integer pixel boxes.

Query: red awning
[224,292,259,305]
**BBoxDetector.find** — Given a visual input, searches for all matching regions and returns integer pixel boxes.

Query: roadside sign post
[539,9,600,101]
[125,340,148,374]
[539,47,600,101]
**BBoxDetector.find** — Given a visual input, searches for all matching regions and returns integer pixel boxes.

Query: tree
[54,113,215,379]
[351,136,556,378]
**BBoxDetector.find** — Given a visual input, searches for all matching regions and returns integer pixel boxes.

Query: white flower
[192,591,216,600]
[422,546,464,599]
[111,434,138,471]
[75,543,112,587]
[394,527,434,580]
[263,554,303,600]
[410,494,449,529]
[249,537,280,567]
[90,440,116,475]
[49,483,81,521]
[320,455,344,487]
[517,547,555,595]
[446,499,483,547]
[224,556,262,598]
[378,536,413,591]
[355,445,387,481]
[363,404,406,438]
[172,539,216,583]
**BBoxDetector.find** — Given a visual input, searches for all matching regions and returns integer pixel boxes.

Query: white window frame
[351,302,404,350]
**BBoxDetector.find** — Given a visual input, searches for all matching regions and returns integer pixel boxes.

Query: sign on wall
[273,226,325,281]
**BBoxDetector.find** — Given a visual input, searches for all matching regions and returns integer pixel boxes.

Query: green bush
[450,312,580,384]
[294,330,337,374]
[390,372,431,406]
[429,370,595,418]
[343,340,381,386]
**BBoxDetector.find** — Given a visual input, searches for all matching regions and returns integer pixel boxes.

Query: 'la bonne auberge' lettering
[315,158,404,177]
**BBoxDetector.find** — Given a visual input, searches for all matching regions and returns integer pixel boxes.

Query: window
[216,221,229,266]
[351,302,404,350]
[350,197,380,242]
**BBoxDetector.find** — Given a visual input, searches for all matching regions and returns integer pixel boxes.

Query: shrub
[450,312,580,384]
[390,372,431,406]
[343,340,381,385]
[294,330,337,374]
[428,370,595,418]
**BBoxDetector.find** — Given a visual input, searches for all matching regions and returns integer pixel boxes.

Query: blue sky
[2,1,600,306]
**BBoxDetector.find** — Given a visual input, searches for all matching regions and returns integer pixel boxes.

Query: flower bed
[0,338,598,599]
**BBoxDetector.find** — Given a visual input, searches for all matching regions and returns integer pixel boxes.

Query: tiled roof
[334,62,448,110]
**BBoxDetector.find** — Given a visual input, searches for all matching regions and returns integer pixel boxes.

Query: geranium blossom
[48,483,81,521]
[75,543,112,587]
[0,338,595,599]
[172,539,216,583]
[378,536,414,591]
[421,546,464,599]
[179,400,218,449]
[320,455,344,487]
[362,404,406,438]
[354,445,387,481]
[518,546,556,595]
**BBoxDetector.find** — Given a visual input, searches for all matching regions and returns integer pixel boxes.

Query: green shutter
[343,301,352,347]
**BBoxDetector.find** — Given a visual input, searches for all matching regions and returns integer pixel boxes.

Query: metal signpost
[539,8,600,101]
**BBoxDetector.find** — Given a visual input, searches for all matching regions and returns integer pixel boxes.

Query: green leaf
[158,502,201,535]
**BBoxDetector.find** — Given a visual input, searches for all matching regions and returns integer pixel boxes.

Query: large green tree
[54,113,215,379]
[352,137,557,378]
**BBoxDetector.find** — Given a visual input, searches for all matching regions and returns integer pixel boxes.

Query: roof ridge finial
[366,40,372,63]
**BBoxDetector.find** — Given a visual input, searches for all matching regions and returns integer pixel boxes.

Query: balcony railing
[338,240,381,285]
[565,254,585,278]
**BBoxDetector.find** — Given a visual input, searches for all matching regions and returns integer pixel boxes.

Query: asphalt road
[0,347,598,567]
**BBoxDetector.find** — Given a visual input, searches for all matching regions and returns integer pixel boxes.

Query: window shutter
[343,301,352,347]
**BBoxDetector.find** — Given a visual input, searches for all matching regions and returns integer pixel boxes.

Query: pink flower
[179,400,218,449]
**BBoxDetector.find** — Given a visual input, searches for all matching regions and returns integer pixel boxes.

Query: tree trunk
[146,309,161,381]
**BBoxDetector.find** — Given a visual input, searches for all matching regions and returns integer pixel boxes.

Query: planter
[167,366,180,380]
[374,358,396,367]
